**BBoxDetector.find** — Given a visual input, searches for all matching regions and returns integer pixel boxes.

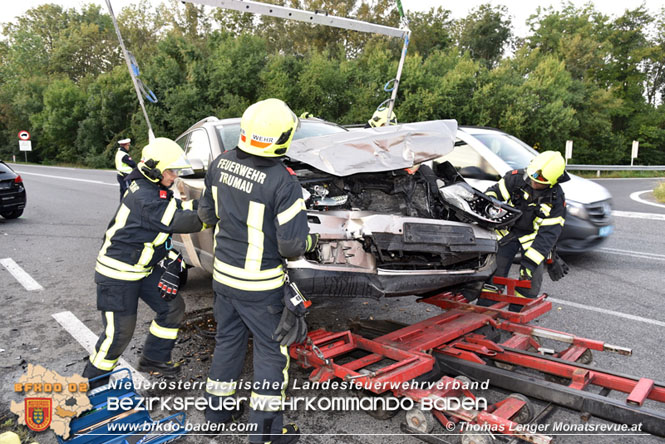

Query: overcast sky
[1,0,664,36]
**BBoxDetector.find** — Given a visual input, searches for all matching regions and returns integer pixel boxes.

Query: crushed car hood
[287,120,458,176]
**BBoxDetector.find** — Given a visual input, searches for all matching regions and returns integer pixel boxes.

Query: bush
[653,182,665,203]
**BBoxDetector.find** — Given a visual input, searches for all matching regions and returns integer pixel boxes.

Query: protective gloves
[159,252,184,301]
[547,253,569,281]
[273,281,311,347]
[519,260,536,281]
[305,233,320,253]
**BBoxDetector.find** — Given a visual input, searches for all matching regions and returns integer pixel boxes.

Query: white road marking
[52,311,149,387]
[0,258,43,291]
[613,210,665,221]
[11,164,109,172]
[16,171,116,186]
[598,247,665,261]
[629,190,665,209]
[548,298,665,328]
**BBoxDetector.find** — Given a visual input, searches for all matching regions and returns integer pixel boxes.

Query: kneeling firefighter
[199,98,318,444]
[477,151,570,311]
[83,138,202,387]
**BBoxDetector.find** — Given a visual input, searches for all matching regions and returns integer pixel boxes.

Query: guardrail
[566,164,665,171]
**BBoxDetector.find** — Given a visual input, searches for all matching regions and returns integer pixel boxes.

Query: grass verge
[653,182,665,203]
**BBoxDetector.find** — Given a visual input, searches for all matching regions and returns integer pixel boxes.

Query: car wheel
[1,209,23,219]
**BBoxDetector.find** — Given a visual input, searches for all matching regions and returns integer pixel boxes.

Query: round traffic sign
[18,130,31,141]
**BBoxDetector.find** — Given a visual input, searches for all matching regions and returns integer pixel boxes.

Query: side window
[435,141,500,180]
[215,123,241,152]
[176,134,189,152]
[185,129,212,169]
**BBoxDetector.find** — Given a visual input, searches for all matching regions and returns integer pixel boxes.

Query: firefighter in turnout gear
[115,138,137,201]
[83,138,202,387]
[199,98,318,444]
[477,151,570,311]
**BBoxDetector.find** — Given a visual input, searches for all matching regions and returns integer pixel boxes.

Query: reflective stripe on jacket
[96,173,202,281]
[198,149,310,292]
[485,169,566,266]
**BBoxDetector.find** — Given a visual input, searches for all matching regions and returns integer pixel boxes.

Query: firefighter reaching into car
[476,150,570,311]
[115,138,137,201]
[198,98,318,444]
[83,138,202,388]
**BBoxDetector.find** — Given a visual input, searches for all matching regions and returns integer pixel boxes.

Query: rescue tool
[58,369,188,444]
[290,278,665,442]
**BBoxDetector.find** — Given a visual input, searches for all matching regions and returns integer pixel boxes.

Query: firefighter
[366,107,397,128]
[83,138,202,387]
[477,151,570,311]
[199,98,318,444]
[115,138,137,201]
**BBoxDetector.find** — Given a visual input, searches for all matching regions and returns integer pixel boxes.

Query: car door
[174,129,215,273]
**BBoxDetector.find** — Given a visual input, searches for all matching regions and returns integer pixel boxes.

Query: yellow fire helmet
[140,137,190,182]
[368,108,397,128]
[526,151,566,186]
[238,98,300,157]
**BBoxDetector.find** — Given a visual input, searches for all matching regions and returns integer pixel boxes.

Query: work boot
[137,356,182,377]
[271,423,300,444]
[202,400,244,436]
[204,400,245,424]
[82,361,110,390]
[476,284,501,307]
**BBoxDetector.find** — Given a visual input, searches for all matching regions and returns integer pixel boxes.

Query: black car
[0,161,26,219]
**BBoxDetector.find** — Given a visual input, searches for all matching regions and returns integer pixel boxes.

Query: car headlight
[440,183,475,212]
[566,200,588,219]
[440,183,521,227]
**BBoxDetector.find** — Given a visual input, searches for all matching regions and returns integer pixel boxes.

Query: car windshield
[472,132,538,169]
[215,120,347,151]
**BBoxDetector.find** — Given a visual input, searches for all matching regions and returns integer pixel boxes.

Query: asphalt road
[1,165,664,444]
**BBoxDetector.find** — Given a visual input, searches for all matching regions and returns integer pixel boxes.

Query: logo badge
[25,398,52,432]
[160,190,167,199]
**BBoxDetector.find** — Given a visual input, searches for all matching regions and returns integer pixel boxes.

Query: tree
[406,7,454,59]
[456,4,512,69]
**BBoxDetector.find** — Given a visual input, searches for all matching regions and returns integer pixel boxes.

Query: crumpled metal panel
[287,120,458,176]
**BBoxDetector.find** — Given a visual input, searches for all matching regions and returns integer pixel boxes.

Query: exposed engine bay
[285,159,521,298]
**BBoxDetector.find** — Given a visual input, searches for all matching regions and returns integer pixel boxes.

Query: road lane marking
[548,298,665,328]
[598,247,665,261]
[629,190,665,210]
[16,171,116,186]
[52,311,149,387]
[0,258,43,291]
[613,210,665,220]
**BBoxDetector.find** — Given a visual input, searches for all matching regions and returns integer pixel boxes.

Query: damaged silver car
[173,118,521,298]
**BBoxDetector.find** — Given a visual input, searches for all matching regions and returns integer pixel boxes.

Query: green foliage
[653,182,665,202]
[457,4,512,68]
[0,1,664,168]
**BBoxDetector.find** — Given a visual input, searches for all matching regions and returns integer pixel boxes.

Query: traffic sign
[19,140,32,152]
[18,130,31,141]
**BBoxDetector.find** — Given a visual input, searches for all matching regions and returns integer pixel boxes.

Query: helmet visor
[530,170,549,184]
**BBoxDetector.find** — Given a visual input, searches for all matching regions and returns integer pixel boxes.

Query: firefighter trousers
[117,173,129,201]
[83,267,185,378]
[206,284,289,443]
[478,237,544,311]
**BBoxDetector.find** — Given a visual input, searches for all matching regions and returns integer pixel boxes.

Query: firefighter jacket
[485,169,568,268]
[115,148,137,175]
[198,149,310,294]
[95,170,202,281]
